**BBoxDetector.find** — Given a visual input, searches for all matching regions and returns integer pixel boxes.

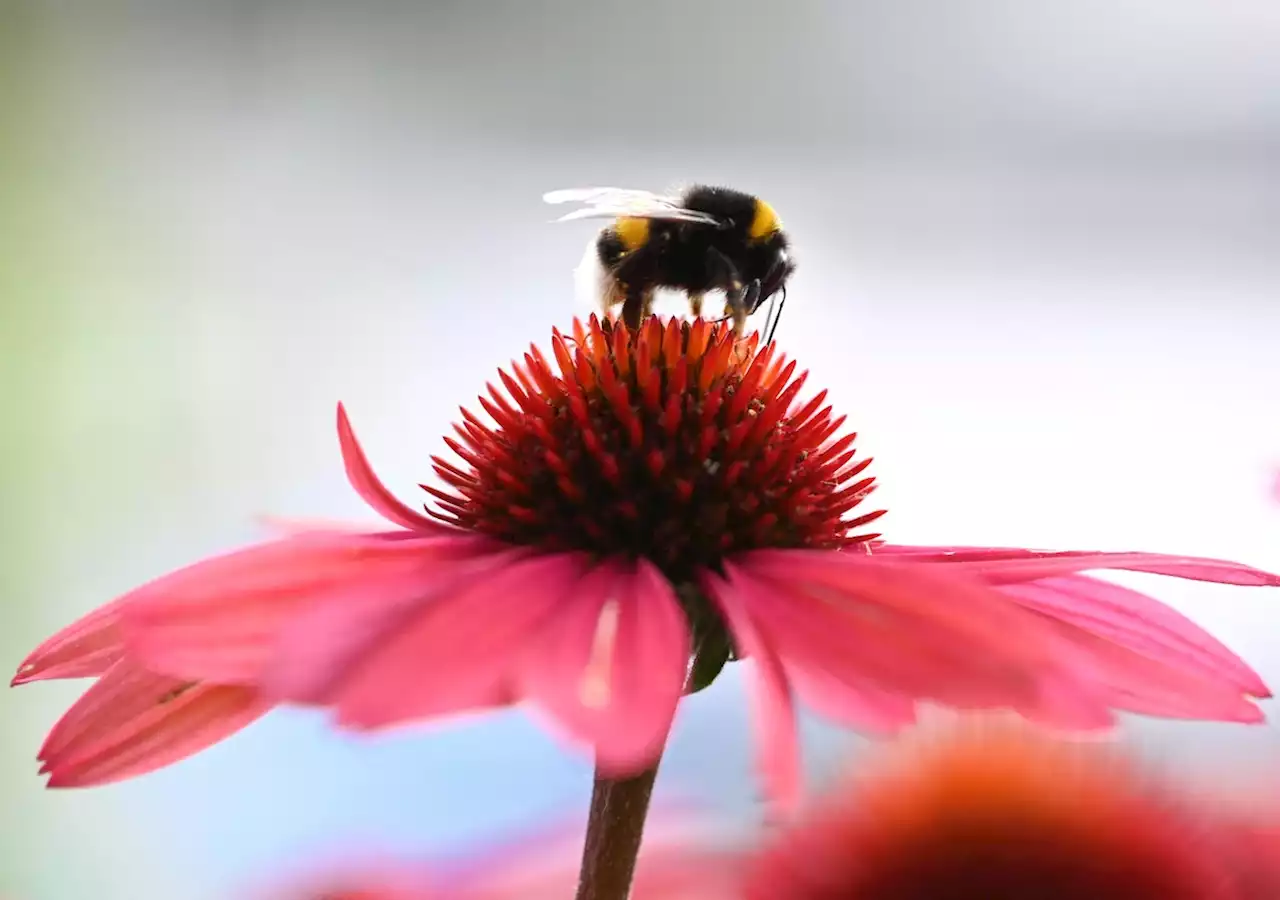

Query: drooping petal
[119,531,473,684]
[266,543,529,704]
[337,403,451,534]
[1006,574,1268,696]
[701,568,802,812]
[873,544,1280,586]
[12,600,124,685]
[38,659,268,788]
[731,550,1112,723]
[783,664,918,735]
[1021,675,1123,732]
[333,552,592,730]
[1050,625,1265,722]
[519,559,690,775]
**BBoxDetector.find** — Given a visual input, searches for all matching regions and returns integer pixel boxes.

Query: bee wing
[543,187,664,206]
[543,186,721,226]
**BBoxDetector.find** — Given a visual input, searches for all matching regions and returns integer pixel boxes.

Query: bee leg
[705,246,750,331]
[621,288,649,332]
[725,280,761,337]
[705,246,741,289]
[688,293,704,317]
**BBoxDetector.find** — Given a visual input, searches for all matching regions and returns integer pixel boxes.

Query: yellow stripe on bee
[614,216,650,251]
[748,198,780,240]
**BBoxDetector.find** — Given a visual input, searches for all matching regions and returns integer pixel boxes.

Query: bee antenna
[763,286,787,345]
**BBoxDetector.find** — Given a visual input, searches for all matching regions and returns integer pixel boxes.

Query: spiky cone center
[748,731,1230,900]
[428,315,884,582]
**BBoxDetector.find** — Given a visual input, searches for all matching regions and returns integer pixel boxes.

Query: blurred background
[3,2,1279,897]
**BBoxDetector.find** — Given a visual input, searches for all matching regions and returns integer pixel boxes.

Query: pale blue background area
[4,3,1279,898]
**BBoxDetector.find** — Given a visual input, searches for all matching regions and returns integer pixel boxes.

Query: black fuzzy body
[595,185,793,331]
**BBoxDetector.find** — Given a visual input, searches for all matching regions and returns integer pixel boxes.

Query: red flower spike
[789,389,828,429]
[12,314,1277,800]
[573,348,597,392]
[427,317,881,579]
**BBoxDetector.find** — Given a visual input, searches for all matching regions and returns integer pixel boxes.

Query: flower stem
[574,761,662,900]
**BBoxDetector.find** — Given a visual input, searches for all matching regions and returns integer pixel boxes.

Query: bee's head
[755,232,795,310]
[740,198,794,310]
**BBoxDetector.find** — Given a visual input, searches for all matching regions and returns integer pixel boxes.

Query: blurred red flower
[14,316,1277,802]
[743,723,1274,900]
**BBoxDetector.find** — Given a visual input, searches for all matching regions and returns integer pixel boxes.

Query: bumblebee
[544,185,795,341]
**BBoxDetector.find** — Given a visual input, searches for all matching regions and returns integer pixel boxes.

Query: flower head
[426,316,881,576]
[14,315,1277,802]
[744,725,1240,900]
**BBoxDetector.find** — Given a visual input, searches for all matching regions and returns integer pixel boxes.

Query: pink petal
[701,568,802,812]
[519,559,690,776]
[735,550,1107,712]
[38,660,268,788]
[1018,674,1119,731]
[266,544,530,704]
[120,531,470,683]
[12,600,125,685]
[337,403,450,534]
[1005,574,1268,696]
[873,544,1280,587]
[333,553,592,730]
[783,664,917,735]
[1055,626,1264,722]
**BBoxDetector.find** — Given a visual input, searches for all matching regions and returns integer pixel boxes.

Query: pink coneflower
[743,725,1243,900]
[12,316,1277,804]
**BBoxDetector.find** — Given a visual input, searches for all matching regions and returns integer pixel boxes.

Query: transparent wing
[544,187,668,206]
[543,186,721,226]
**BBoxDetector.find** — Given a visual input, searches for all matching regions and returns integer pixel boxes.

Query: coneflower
[14,316,1276,900]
